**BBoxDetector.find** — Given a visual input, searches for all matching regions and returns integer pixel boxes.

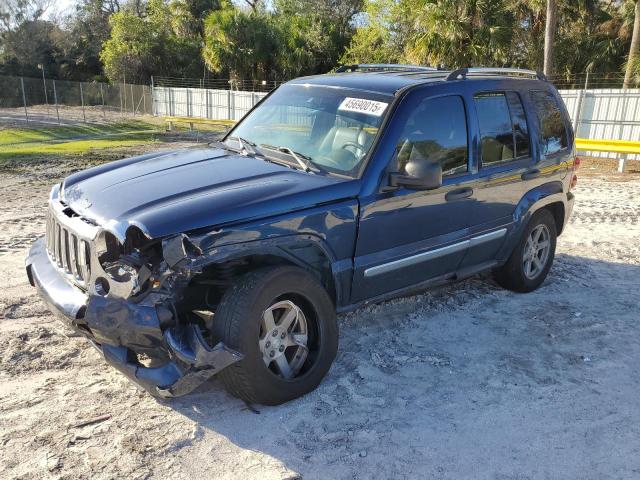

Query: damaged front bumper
[25,238,242,397]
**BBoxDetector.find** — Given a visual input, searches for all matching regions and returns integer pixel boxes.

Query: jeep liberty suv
[26,65,576,405]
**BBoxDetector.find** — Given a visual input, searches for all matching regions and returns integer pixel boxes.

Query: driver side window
[395,95,468,176]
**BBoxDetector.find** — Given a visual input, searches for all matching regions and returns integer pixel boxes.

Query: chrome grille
[45,208,91,289]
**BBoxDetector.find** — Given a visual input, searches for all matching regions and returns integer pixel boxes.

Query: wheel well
[179,243,336,314]
[544,202,565,235]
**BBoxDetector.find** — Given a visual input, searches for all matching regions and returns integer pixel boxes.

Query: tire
[494,209,557,293]
[213,266,338,405]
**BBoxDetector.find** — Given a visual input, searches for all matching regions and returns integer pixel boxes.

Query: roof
[286,66,547,96]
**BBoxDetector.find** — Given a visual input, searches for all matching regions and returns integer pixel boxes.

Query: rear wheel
[494,209,557,293]
[213,266,338,405]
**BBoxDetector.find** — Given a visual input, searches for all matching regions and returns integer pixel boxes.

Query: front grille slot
[45,208,91,289]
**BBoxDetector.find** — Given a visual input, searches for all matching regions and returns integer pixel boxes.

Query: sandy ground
[1,153,639,479]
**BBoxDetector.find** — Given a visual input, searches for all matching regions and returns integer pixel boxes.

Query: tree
[274,0,363,75]
[62,0,120,80]
[100,0,201,83]
[543,0,557,76]
[0,19,68,77]
[405,0,514,68]
[341,0,411,64]
[624,0,640,87]
[202,6,280,80]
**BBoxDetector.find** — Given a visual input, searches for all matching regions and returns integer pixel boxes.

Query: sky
[44,0,76,20]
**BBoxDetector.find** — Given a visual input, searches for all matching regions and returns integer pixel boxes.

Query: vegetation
[0,121,162,165]
[1,0,640,84]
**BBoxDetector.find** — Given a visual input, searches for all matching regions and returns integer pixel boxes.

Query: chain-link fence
[0,75,152,125]
[548,72,628,90]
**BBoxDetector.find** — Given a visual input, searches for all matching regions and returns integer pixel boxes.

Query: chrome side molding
[364,228,507,278]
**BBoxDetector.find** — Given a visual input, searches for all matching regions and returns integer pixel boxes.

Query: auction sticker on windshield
[338,97,389,117]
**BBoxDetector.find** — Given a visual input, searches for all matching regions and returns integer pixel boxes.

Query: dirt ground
[1,150,639,479]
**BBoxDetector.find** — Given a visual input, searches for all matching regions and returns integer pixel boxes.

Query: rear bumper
[563,191,575,234]
[26,238,242,397]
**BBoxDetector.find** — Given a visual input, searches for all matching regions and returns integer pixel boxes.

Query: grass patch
[0,121,163,166]
[0,121,159,145]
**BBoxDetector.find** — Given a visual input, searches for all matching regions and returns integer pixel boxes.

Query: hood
[60,148,359,239]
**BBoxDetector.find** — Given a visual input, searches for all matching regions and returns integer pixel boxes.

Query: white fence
[152,86,268,121]
[151,85,640,160]
[559,88,640,160]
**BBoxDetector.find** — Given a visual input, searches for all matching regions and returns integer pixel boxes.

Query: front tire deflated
[212,266,338,405]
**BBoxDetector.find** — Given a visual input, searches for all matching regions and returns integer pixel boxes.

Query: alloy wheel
[523,224,551,279]
[258,300,309,380]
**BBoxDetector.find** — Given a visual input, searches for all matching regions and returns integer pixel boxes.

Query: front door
[351,92,476,302]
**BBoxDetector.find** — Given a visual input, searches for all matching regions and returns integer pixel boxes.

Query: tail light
[573,156,582,170]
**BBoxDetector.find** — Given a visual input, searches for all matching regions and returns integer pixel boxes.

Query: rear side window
[474,92,531,166]
[395,95,468,176]
[506,92,530,158]
[530,90,568,155]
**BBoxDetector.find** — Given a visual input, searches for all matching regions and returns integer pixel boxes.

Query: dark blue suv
[26,65,576,404]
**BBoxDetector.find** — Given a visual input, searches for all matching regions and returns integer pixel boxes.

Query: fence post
[150,76,155,116]
[119,81,124,116]
[617,88,630,173]
[79,82,86,123]
[20,77,29,122]
[618,154,627,173]
[574,72,590,137]
[52,80,60,124]
[41,69,49,116]
[130,83,135,115]
[205,86,210,119]
[573,89,583,134]
[100,83,106,119]
[227,90,232,120]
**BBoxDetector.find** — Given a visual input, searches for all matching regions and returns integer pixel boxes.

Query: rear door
[461,89,536,267]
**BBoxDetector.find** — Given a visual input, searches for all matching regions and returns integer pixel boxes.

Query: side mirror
[389,159,442,190]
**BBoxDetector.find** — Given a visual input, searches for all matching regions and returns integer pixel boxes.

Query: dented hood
[60,148,357,239]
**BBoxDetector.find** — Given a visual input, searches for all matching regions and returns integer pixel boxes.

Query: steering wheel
[341,141,367,157]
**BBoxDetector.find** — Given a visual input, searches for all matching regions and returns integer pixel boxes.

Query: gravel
[1,154,639,479]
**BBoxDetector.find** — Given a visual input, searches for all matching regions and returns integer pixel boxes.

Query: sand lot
[1,154,639,479]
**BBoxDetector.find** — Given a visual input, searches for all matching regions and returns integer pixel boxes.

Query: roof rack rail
[336,63,438,73]
[446,67,547,82]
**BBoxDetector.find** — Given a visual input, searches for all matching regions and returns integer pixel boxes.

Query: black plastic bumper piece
[26,238,242,397]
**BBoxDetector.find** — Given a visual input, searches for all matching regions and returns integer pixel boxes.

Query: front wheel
[494,209,557,293]
[213,266,338,405]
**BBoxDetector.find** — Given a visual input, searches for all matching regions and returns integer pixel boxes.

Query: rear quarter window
[530,90,568,155]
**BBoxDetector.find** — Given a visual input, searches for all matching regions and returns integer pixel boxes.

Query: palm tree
[543,0,557,77]
[406,0,514,68]
[624,0,640,88]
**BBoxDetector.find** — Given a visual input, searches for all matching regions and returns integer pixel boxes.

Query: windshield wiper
[259,144,320,173]
[226,136,262,157]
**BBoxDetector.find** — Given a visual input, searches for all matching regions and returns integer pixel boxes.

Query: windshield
[226,84,393,177]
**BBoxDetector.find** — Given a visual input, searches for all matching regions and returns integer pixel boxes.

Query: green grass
[0,121,163,165]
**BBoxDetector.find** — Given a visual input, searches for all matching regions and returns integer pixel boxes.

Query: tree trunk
[624,1,640,89]
[543,0,557,78]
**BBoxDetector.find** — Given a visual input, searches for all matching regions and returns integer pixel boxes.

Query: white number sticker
[338,97,388,117]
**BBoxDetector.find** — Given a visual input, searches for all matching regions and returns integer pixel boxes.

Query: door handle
[445,187,473,202]
[521,168,541,181]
